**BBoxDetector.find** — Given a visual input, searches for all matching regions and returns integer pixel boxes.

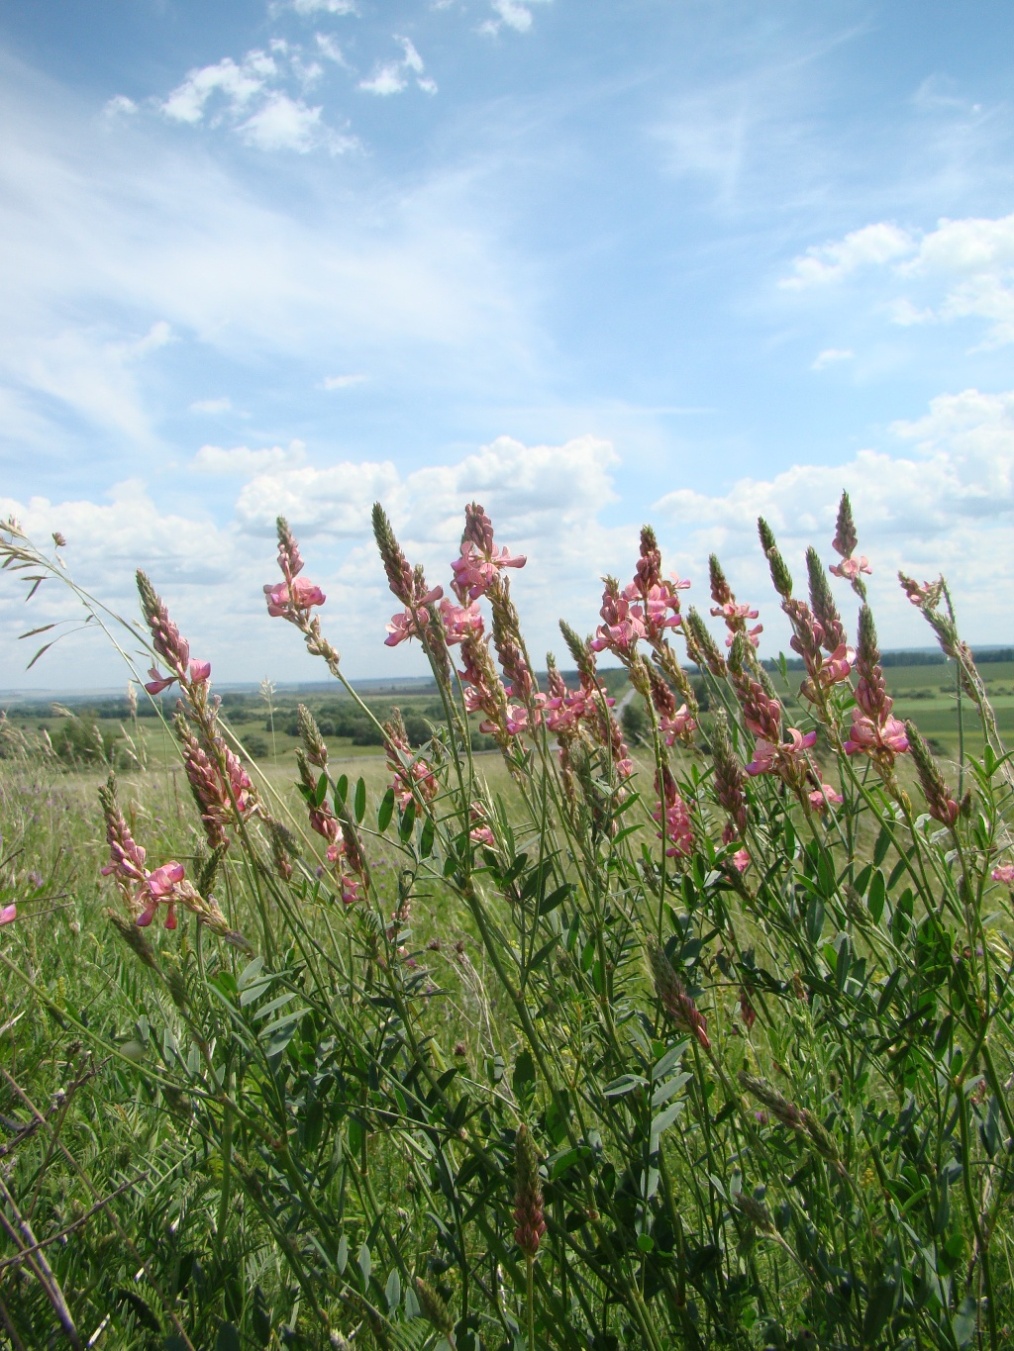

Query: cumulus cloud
[3,407,1010,691]
[780,223,915,289]
[652,387,1014,649]
[154,45,353,154]
[782,212,1014,347]
[193,440,307,475]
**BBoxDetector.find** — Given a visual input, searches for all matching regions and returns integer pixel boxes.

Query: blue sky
[1,0,1012,690]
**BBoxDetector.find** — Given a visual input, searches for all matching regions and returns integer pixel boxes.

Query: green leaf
[358,1242,372,1286]
[419,815,435,859]
[384,1268,401,1314]
[512,1050,536,1107]
[805,895,825,946]
[313,770,329,808]
[354,776,367,824]
[868,869,886,925]
[873,824,892,867]
[603,1073,647,1098]
[399,800,416,842]
[216,1324,241,1351]
[650,1100,684,1147]
[862,1280,896,1343]
[337,1235,348,1275]
[378,788,395,833]
[538,883,573,916]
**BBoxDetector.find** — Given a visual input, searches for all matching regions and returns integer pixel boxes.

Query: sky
[1,0,1012,692]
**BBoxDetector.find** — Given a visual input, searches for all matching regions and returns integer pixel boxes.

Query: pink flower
[137,861,186,929]
[844,710,909,757]
[992,864,1014,886]
[660,704,697,746]
[711,601,759,623]
[264,575,326,619]
[830,556,872,582]
[730,848,751,874]
[809,784,844,813]
[0,904,16,926]
[438,598,484,645]
[652,785,694,858]
[470,824,495,847]
[725,623,763,648]
[144,656,212,696]
[745,728,816,777]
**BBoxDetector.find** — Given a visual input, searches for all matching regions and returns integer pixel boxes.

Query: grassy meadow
[2,503,1014,1351]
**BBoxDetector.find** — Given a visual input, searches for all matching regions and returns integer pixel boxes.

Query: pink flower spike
[0,904,16,926]
[992,864,1014,886]
[188,658,211,683]
[731,848,751,874]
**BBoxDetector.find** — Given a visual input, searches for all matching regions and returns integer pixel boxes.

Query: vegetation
[1,496,1013,1350]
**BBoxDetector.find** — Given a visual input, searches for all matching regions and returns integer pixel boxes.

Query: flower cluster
[99,776,228,932]
[137,571,212,696]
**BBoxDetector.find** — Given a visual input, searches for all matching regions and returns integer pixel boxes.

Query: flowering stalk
[648,935,710,1049]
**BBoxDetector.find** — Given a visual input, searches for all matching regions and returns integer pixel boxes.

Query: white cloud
[3,321,172,446]
[398,37,425,74]
[482,0,551,35]
[359,64,407,97]
[359,35,436,97]
[321,373,367,389]
[780,223,915,289]
[783,213,1014,346]
[239,92,350,154]
[286,0,358,14]
[161,54,274,125]
[189,396,233,415]
[314,34,347,65]
[652,387,1014,649]
[811,347,854,370]
[104,95,137,118]
[3,410,1009,692]
[154,44,354,154]
[193,440,307,475]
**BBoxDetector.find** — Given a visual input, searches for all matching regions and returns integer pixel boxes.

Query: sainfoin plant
[0,492,1013,1350]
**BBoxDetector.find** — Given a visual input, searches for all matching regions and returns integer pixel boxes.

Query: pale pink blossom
[730,848,751,874]
[0,904,16,926]
[725,624,763,649]
[438,598,484,645]
[745,728,816,777]
[264,575,326,619]
[992,864,1014,886]
[829,556,872,582]
[844,710,909,757]
[660,705,697,746]
[470,824,495,847]
[809,784,844,813]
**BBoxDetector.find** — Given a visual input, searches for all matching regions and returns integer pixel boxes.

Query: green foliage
[2,504,1014,1349]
